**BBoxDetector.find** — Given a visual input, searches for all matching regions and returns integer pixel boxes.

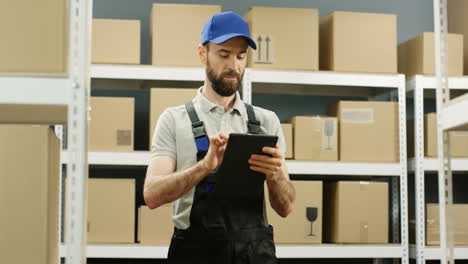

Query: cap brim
[209,33,257,50]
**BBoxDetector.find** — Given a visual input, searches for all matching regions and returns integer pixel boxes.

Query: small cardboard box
[151,3,221,67]
[1,0,67,74]
[138,205,174,245]
[87,178,135,244]
[281,123,293,159]
[324,181,389,244]
[149,88,198,149]
[244,6,319,71]
[267,181,322,244]
[320,11,397,74]
[398,32,463,77]
[92,19,141,64]
[448,0,468,75]
[1,125,60,264]
[425,113,468,157]
[426,204,468,245]
[290,116,338,161]
[327,101,399,162]
[89,97,135,152]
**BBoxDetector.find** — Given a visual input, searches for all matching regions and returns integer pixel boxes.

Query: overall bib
[167,101,277,264]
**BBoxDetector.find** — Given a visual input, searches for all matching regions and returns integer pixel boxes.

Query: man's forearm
[144,160,209,209]
[266,170,295,217]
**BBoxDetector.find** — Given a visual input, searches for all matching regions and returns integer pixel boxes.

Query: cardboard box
[244,7,319,71]
[1,125,60,264]
[426,204,468,245]
[1,0,67,74]
[92,19,141,64]
[398,32,464,77]
[266,181,322,244]
[89,97,134,152]
[425,113,468,157]
[0,104,67,124]
[149,88,198,149]
[324,181,389,244]
[320,11,397,74]
[281,123,293,159]
[151,3,221,67]
[327,101,399,162]
[87,178,135,244]
[138,205,174,245]
[448,0,468,75]
[290,116,338,161]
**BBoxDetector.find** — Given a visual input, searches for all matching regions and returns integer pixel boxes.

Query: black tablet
[214,133,279,198]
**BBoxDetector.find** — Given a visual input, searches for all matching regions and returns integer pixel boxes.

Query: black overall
[167,101,277,264]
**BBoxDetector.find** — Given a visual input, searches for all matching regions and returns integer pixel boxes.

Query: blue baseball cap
[201,12,257,50]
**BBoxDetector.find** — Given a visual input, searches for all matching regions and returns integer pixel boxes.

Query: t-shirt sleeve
[151,109,177,159]
[268,111,286,158]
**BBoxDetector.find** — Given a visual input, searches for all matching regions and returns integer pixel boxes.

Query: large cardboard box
[138,205,174,245]
[151,3,221,67]
[324,181,389,244]
[87,178,135,244]
[92,19,141,64]
[266,181,322,244]
[398,32,464,77]
[320,11,397,74]
[1,125,60,264]
[327,101,399,162]
[290,116,338,161]
[1,0,67,74]
[426,204,468,245]
[281,123,293,159]
[244,7,319,71]
[89,97,134,152]
[448,0,468,75]
[425,113,468,157]
[149,88,198,149]
[0,104,67,124]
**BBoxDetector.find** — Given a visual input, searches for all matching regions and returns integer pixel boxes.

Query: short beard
[206,59,243,97]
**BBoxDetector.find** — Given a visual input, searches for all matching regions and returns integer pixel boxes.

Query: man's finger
[249,165,273,176]
[248,159,280,173]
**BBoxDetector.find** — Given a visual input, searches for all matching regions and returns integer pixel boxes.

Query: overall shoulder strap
[244,102,262,134]
[185,101,209,158]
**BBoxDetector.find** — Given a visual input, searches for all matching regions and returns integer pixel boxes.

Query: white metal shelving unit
[1,1,92,264]
[406,75,468,264]
[80,64,409,262]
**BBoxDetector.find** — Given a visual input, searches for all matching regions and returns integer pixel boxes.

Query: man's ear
[198,44,208,65]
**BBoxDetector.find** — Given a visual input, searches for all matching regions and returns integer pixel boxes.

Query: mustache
[221,71,241,79]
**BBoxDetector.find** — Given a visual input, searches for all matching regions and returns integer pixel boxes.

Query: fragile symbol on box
[253,34,274,64]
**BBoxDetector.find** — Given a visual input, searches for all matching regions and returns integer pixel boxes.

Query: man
[144,11,295,264]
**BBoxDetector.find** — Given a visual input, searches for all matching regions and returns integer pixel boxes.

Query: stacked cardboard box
[323,181,389,243]
[327,101,399,162]
[397,32,464,77]
[87,178,136,243]
[244,7,319,71]
[267,181,322,244]
[138,205,174,245]
[89,97,135,152]
[320,11,397,74]
[1,0,67,73]
[407,113,468,157]
[92,19,141,64]
[289,116,338,161]
[1,125,60,264]
[149,88,198,149]
[425,204,468,245]
[151,3,221,67]
[448,0,468,75]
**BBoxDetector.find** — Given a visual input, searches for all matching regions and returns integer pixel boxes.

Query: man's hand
[248,144,284,181]
[202,132,229,172]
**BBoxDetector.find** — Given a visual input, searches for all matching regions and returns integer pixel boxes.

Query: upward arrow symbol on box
[257,36,263,61]
[265,36,271,62]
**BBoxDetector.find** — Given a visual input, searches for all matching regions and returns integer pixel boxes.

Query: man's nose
[226,56,240,73]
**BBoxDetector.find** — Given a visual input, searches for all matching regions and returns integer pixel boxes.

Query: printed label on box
[341,108,374,124]
[253,34,275,64]
[117,130,132,146]
[321,119,337,151]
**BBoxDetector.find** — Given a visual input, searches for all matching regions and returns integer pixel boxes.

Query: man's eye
[220,53,229,58]
[238,54,246,59]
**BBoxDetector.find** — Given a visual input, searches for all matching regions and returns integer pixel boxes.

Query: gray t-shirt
[151,87,286,229]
